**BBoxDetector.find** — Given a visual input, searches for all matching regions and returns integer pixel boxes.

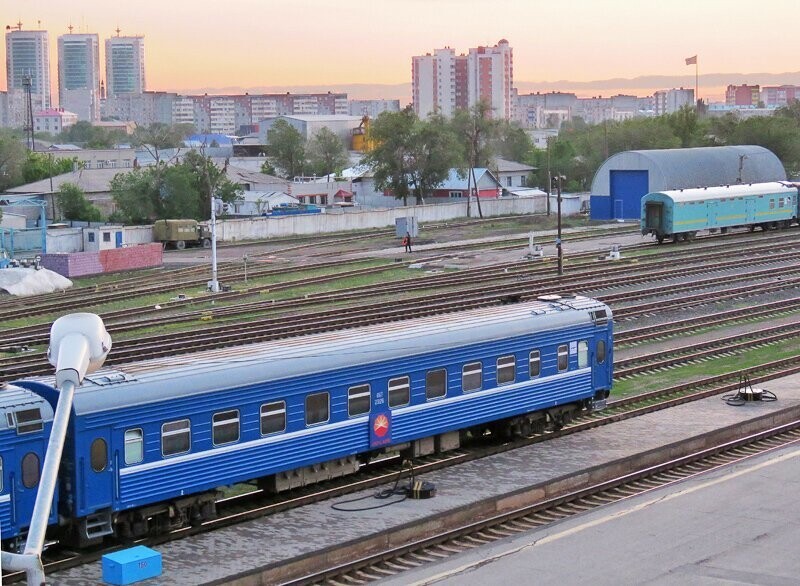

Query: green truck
[153,219,212,250]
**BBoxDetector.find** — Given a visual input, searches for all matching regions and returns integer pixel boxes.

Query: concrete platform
[48,374,800,585]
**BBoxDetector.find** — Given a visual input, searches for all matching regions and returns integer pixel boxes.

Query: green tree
[363,108,418,206]
[267,120,307,179]
[307,127,348,177]
[451,101,502,217]
[493,121,534,163]
[21,152,75,184]
[407,114,459,204]
[110,153,242,223]
[132,123,193,164]
[110,168,161,223]
[58,121,125,148]
[58,182,103,222]
[0,129,26,191]
[666,106,701,148]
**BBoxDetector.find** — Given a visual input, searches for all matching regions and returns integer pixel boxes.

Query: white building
[258,115,363,144]
[5,28,51,113]
[33,108,78,134]
[105,35,146,97]
[58,33,100,121]
[467,39,513,120]
[654,88,694,116]
[349,99,401,118]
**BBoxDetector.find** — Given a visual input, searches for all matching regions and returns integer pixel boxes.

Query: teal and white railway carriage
[641,182,798,243]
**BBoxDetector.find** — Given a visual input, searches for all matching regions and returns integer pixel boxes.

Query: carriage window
[497,355,516,385]
[22,453,40,489]
[90,438,108,472]
[426,369,447,400]
[388,376,410,407]
[15,408,43,435]
[578,341,589,368]
[769,199,775,209]
[462,362,482,392]
[529,350,541,377]
[597,339,607,364]
[558,345,569,371]
[306,392,329,426]
[162,419,191,456]
[125,429,143,464]
[348,384,371,417]
[212,410,240,446]
[261,401,286,435]
[779,198,785,208]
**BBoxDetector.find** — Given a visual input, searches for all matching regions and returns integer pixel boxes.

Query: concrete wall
[47,228,84,253]
[214,198,543,241]
[123,225,154,246]
[41,243,163,277]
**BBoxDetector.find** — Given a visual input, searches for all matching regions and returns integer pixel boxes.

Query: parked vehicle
[152,219,212,250]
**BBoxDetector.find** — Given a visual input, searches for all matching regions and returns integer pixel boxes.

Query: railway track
[13,354,800,584]
[4,249,800,380]
[295,421,800,585]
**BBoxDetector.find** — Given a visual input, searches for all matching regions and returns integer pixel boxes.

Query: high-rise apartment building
[412,40,512,120]
[5,28,51,114]
[58,33,100,121]
[105,35,146,97]
[467,39,513,120]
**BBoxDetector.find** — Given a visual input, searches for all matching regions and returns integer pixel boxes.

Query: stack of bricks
[41,244,163,278]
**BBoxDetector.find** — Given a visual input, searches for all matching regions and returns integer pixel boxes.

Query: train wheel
[686,231,696,241]
[657,235,665,244]
[749,225,756,233]
[673,234,681,243]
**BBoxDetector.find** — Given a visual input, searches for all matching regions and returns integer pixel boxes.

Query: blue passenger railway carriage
[0,383,55,550]
[2,295,613,550]
[641,182,798,243]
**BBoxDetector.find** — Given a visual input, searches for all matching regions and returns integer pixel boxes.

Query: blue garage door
[610,170,649,220]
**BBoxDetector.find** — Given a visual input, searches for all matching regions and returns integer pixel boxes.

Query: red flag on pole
[685,55,697,65]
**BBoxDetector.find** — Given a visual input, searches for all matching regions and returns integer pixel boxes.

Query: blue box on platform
[102,545,162,585]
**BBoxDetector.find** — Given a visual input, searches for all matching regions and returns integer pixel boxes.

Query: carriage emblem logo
[373,414,389,437]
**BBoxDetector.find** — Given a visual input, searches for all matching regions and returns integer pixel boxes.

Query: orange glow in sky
[3,0,800,98]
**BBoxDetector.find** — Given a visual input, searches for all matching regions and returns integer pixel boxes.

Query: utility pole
[552,175,564,276]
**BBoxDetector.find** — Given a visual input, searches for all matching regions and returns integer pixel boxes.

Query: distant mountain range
[171,72,800,102]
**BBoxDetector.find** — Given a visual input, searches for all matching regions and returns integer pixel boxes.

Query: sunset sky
[3,0,800,99]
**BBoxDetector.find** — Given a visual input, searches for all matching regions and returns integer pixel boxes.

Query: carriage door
[590,309,612,393]
[83,431,114,511]
[645,202,662,231]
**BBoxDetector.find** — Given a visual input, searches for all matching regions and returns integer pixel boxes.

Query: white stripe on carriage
[0,494,10,504]
[120,367,594,477]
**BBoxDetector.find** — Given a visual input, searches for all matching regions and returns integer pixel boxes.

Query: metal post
[243,254,248,284]
[556,176,563,276]
[209,196,219,294]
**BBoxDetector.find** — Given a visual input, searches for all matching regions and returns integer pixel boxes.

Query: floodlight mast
[1,313,111,585]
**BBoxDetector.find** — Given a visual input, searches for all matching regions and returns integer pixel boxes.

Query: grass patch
[613,338,800,398]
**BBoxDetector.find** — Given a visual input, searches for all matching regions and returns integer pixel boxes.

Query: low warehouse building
[589,145,786,220]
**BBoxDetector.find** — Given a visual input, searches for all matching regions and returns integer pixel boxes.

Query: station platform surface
[384,440,800,586]
[48,373,800,585]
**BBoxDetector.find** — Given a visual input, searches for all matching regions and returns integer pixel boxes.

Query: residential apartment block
[725,84,760,107]
[761,85,800,107]
[412,40,513,120]
[349,99,401,118]
[653,88,694,116]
